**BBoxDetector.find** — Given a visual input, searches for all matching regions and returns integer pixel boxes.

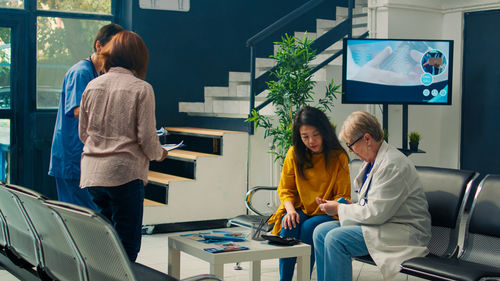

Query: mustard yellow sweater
[268,146,351,234]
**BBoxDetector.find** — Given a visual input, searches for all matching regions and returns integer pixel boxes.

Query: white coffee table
[167,233,311,281]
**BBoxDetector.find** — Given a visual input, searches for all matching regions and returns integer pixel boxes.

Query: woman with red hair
[79,30,168,262]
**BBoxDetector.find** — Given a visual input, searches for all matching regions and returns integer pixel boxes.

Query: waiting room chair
[415,166,478,258]
[0,183,40,270]
[401,174,500,280]
[354,166,478,267]
[227,185,276,232]
[44,200,221,281]
[4,184,84,281]
[0,208,8,251]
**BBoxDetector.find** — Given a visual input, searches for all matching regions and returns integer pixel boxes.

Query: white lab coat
[338,142,431,280]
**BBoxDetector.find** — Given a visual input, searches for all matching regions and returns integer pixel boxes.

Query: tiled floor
[1,226,427,281]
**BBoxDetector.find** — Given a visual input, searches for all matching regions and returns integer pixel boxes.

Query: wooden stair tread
[165,127,244,137]
[148,171,191,185]
[144,198,165,207]
[167,149,218,160]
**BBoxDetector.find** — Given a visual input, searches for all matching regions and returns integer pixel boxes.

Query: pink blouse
[79,67,164,187]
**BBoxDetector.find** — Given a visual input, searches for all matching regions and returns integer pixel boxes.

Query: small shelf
[398,148,425,156]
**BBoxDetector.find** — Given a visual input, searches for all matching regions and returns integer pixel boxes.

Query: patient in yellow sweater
[267,106,351,281]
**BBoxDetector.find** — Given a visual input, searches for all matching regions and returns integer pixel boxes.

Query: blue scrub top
[48,58,97,179]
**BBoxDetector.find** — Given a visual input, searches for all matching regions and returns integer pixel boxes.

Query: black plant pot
[409,141,419,151]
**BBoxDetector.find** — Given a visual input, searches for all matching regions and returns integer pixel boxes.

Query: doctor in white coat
[313,110,431,281]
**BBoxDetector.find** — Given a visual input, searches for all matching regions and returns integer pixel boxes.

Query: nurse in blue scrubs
[48,23,123,208]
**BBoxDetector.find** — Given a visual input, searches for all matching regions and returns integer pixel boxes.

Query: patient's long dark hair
[292,106,346,179]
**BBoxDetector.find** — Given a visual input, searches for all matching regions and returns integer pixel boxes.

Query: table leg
[296,254,311,281]
[209,263,224,279]
[168,246,181,279]
[250,260,261,281]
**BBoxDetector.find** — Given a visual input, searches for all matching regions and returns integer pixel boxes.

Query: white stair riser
[204,97,213,112]
[294,32,317,41]
[256,58,276,69]
[204,86,228,97]
[317,19,367,36]
[209,100,274,115]
[179,102,204,113]
[144,133,248,224]
[229,72,250,82]
[336,6,368,18]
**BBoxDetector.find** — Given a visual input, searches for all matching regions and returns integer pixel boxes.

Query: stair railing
[246,0,367,134]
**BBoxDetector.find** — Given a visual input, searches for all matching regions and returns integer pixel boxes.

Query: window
[0,0,23,9]
[0,27,11,109]
[36,17,109,108]
[37,0,110,14]
[33,0,113,109]
[0,119,10,182]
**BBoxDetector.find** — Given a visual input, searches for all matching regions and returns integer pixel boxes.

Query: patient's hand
[316,197,327,205]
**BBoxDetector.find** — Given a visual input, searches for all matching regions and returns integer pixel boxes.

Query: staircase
[145,1,370,227]
[143,127,248,225]
[178,5,368,118]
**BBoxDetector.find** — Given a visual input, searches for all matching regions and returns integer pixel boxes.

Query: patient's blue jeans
[279,210,334,281]
[87,179,144,262]
[313,221,369,281]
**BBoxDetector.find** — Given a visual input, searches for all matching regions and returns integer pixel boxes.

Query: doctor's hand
[319,201,340,216]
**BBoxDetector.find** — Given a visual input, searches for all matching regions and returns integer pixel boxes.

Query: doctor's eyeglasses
[346,134,364,150]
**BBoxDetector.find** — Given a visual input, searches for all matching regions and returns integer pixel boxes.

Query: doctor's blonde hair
[339,111,384,143]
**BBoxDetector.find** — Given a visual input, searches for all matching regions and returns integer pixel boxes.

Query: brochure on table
[180,230,249,253]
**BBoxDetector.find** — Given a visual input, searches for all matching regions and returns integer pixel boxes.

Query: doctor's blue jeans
[279,210,334,281]
[313,221,369,281]
[87,179,144,262]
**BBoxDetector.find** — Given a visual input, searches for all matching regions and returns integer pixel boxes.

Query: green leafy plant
[383,129,389,142]
[408,131,421,143]
[247,33,341,165]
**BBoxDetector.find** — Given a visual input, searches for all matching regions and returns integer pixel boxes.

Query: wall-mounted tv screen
[341,38,453,105]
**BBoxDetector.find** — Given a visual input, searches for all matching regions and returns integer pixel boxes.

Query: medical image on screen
[342,39,452,104]
[421,50,447,76]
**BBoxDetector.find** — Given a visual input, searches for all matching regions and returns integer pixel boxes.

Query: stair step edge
[148,170,192,185]
[144,198,165,207]
[165,126,246,136]
[166,149,219,162]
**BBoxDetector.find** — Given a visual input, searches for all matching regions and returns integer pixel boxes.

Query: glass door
[0,26,12,183]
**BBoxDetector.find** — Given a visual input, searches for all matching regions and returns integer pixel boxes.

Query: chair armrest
[245,186,277,216]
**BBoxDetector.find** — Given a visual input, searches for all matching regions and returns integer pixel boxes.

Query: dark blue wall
[131,0,344,131]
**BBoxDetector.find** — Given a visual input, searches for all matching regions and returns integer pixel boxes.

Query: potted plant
[408,131,421,151]
[247,33,341,165]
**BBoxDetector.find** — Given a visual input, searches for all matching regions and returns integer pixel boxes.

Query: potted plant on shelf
[408,131,421,151]
[247,33,341,165]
